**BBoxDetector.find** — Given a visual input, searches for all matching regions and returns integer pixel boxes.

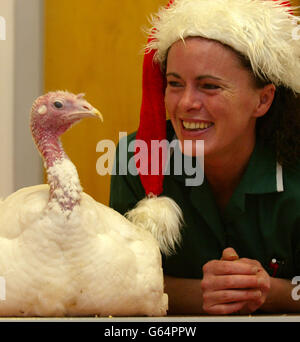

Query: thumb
[221,247,239,261]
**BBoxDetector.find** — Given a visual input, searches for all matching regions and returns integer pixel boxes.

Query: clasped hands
[201,247,271,315]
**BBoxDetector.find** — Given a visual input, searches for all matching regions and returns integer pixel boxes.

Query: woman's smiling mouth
[182,120,214,131]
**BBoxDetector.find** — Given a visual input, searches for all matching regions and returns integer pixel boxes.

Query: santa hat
[126,0,298,255]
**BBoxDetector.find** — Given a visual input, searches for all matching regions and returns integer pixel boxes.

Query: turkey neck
[34,127,82,214]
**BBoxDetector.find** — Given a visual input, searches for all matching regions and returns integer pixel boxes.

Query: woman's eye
[167,81,183,88]
[53,101,63,109]
[202,84,220,90]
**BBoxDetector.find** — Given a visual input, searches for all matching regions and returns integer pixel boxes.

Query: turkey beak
[90,107,103,122]
[67,107,103,122]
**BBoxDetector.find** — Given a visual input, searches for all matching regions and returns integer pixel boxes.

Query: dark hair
[235,49,300,166]
[257,87,300,167]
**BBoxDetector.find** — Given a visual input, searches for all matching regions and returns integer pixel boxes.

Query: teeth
[183,121,213,130]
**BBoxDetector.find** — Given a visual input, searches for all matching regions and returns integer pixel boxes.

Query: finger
[203,301,247,315]
[237,258,262,268]
[208,274,261,290]
[203,260,258,276]
[239,297,265,314]
[221,247,239,261]
[234,260,270,290]
[257,274,271,291]
[235,260,270,290]
[203,289,262,305]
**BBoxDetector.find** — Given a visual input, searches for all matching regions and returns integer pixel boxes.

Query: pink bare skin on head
[30,91,102,214]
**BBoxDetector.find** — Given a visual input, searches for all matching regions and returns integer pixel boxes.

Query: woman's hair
[236,48,300,167]
[257,87,300,167]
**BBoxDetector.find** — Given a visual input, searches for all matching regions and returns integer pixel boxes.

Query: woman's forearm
[260,277,300,313]
[165,275,300,315]
[164,275,206,314]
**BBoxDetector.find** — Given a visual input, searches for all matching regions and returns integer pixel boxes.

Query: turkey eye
[54,101,63,109]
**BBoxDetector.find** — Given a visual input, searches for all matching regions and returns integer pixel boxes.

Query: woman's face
[165,37,271,159]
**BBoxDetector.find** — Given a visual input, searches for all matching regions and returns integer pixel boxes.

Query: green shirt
[109,121,300,279]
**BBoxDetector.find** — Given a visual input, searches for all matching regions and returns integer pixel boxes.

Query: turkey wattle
[0,91,168,317]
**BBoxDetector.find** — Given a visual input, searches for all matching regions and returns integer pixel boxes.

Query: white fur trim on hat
[146,0,300,93]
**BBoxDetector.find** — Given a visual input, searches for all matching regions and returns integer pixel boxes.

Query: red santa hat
[126,0,298,255]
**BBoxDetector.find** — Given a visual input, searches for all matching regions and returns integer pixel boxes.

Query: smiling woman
[110,0,300,315]
[164,37,276,160]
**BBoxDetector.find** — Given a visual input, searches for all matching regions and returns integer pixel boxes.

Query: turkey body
[0,92,168,317]
[0,183,167,317]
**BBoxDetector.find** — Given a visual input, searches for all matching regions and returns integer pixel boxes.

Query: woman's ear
[253,84,276,118]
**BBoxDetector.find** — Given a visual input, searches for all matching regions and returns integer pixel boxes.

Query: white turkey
[0,91,168,317]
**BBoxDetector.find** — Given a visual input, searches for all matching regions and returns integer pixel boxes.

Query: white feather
[125,196,184,256]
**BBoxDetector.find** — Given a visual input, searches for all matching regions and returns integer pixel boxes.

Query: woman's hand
[201,247,270,315]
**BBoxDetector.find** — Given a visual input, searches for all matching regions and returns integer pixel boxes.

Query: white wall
[0,0,44,198]
[0,0,15,197]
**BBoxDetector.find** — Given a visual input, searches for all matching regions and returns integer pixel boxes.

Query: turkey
[0,91,168,317]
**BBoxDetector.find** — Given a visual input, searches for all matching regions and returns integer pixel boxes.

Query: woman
[110,0,300,315]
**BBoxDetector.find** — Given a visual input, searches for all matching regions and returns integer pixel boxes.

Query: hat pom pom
[125,195,183,256]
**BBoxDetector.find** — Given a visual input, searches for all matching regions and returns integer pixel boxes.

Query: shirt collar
[234,139,284,195]
[166,126,284,215]
[217,139,281,217]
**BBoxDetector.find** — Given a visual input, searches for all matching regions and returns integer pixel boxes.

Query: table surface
[0,314,300,322]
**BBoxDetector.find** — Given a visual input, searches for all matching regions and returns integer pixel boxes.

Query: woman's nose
[178,87,203,112]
